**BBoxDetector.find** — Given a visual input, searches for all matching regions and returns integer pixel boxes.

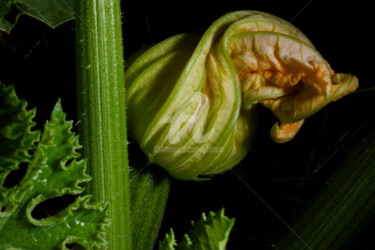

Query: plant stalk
[74,0,131,249]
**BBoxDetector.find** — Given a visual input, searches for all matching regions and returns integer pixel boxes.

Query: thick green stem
[75,0,131,249]
[277,122,375,249]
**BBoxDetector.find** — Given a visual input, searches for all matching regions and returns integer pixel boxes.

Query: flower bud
[125,11,358,180]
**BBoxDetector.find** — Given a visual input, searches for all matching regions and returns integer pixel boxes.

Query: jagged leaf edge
[159,208,235,250]
[0,83,109,249]
[0,82,40,224]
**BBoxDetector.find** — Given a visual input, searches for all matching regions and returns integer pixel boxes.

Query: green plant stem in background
[277,122,375,249]
[74,0,131,249]
[130,163,170,250]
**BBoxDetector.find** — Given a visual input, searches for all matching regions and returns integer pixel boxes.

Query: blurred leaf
[277,118,375,249]
[0,0,74,33]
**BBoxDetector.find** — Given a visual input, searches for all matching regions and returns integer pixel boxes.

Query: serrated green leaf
[0,83,39,171]
[159,208,235,250]
[159,229,178,250]
[0,83,40,223]
[0,0,74,33]
[0,82,108,249]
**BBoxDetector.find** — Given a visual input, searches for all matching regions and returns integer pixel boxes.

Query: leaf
[0,0,74,33]
[159,208,235,250]
[0,82,108,249]
[0,82,39,191]
[276,120,375,249]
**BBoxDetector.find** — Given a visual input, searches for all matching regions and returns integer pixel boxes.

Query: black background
[1,0,374,249]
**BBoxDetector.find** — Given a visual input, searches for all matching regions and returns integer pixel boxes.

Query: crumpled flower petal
[125,11,358,180]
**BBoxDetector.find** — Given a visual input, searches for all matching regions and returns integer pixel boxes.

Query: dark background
[1,0,374,249]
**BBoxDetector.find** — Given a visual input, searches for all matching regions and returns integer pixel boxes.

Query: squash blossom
[125,11,358,180]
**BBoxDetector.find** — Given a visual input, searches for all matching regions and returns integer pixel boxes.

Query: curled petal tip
[331,74,359,101]
[270,120,305,143]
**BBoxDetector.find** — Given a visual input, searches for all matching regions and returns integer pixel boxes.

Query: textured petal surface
[125,11,358,180]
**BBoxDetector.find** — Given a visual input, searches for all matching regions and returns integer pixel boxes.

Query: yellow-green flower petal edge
[125,11,359,180]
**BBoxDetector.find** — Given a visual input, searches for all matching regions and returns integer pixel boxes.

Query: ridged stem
[74,0,131,249]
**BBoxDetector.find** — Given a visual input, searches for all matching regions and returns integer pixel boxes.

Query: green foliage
[0,81,39,193]
[0,0,74,32]
[159,208,235,250]
[0,82,108,249]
